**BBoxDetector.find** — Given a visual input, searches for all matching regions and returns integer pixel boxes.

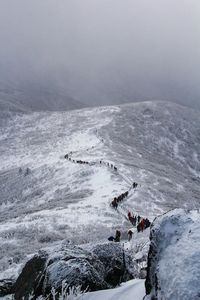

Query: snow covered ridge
[1,101,200,296]
[145,208,200,300]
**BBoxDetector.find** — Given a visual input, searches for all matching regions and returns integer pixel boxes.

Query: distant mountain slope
[0,79,85,112]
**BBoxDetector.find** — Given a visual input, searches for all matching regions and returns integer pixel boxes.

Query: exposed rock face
[0,279,15,296]
[43,245,108,296]
[90,242,134,286]
[12,242,136,299]
[145,209,200,300]
[14,251,48,300]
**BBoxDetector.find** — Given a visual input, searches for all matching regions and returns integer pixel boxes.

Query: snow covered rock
[13,242,135,299]
[90,242,135,286]
[14,251,48,300]
[43,245,107,295]
[145,209,200,300]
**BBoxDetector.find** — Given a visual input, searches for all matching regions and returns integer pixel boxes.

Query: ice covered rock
[145,209,200,300]
[90,242,134,286]
[14,251,48,300]
[43,244,107,295]
[13,242,136,299]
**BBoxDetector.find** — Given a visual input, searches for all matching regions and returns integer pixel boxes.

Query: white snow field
[82,279,145,300]
[0,101,200,295]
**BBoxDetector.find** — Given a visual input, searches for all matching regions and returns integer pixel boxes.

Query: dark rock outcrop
[0,279,15,296]
[43,245,108,296]
[90,242,134,286]
[14,251,48,300]
[13,242,136,299]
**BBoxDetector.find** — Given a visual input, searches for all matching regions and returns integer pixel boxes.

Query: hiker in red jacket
[140,218,145,232]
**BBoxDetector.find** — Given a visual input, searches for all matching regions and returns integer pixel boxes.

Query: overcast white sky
[0,0,200,108]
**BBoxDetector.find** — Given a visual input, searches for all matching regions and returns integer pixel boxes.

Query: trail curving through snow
[63,130,150,233]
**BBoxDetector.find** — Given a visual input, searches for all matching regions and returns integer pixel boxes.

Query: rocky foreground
[145,208,200,300]
[0,242,137,299]
[1,209,200,299]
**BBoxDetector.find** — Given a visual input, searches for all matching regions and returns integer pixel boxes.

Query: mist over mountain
[0,67,85,111]
[0,0,200,111]
[1,1,200,298]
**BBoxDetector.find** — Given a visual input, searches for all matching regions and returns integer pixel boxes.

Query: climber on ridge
[108,230,121,242]
[127,229,133,241]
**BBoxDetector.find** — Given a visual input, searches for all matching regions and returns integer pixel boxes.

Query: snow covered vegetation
[0,101,200,299]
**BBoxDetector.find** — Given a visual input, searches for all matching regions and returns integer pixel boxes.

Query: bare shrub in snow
[34,281,87,300]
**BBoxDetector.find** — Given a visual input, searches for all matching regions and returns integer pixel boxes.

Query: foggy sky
[0,0,200,109]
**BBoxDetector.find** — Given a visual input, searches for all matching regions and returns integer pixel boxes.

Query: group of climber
[72,159,90,165]
[128,211,151,232]
[111,191,129,209]
[64,153,118,171]
[107,212,151,243]
[100,161,118,171]
[132,182,138,189]
[108,228,137,243]
[64,147,150,244]
[137,217,151,232]
[65,153,91,165]
[111,181,139,209]
[108,218,151,243]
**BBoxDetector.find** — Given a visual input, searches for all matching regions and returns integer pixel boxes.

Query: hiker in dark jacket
[111,198,118,209]
[133,182,138,189]
[128,212,136,226]
[137,223,141,232]
[145,218,151,229]
[108,236,115,241]
[128,229,133,241]
[115,230,121,242]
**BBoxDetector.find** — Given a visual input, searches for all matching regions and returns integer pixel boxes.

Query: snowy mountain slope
[0,78,85,112]
[101,101,200,214]
[0,101,200,282]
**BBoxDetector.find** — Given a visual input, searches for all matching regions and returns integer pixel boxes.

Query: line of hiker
[108,229,133,242]
[64,145,150,241]
[127,211,151,232]
[108,218,151,243]
[99,160,118,171]
[64,153,92,165]
[108,210,151,243]
[64,152,118,171]
[111,181,138,209]
[108,229,132,243]
[107,219,150,244]
[111,191,129,209]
